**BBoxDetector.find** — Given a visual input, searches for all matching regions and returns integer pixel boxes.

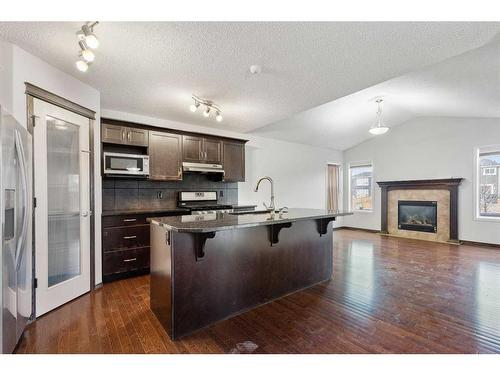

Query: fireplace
[377,179,463,243]
[398,200,437,233]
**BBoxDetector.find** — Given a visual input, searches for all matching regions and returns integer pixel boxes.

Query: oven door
[103,152,149,176]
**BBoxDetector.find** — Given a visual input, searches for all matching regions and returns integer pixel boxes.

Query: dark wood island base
[149,210,351,339]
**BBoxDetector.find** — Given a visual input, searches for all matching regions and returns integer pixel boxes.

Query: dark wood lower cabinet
[102,211,185,282]
[103,247,150,276]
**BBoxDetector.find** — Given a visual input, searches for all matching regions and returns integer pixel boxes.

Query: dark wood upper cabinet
[102,123,148,147]
[149,131,182,181]
[182,135,204,162]
[126,128,148,147]
[102,123,126,144]
[223,141,245,182]
[204,138,222,164]
[182,135,222,164]
[101,118,246,182]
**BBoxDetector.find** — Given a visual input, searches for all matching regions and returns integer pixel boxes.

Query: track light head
[81,23,99,49]
[79,42,95,63]
[215,112,223,122]
[76,60,89,72]
[189,101,200,112]
[203,106,211,117]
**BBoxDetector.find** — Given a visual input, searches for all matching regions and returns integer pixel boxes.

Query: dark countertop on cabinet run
[149,209,352,233]
[102,208,190,217]
[231,204,257,210]
[102,204,256,216]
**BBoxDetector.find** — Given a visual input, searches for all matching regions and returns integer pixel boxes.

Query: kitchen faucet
[254,176,275,212]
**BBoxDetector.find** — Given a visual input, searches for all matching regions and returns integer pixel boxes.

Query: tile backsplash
[102,174,238,212]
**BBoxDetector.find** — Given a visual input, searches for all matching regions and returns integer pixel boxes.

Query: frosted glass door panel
[46,117,81,287]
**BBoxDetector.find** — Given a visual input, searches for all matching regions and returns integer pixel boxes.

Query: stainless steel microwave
[103,152,149,177]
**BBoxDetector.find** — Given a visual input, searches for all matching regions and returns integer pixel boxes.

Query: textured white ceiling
[251,40,500,150]
[0,22,499,149]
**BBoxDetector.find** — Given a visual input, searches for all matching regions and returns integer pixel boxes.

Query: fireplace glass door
[398,200,437,233]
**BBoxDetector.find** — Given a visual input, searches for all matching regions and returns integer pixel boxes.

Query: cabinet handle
[123,258,137,262]
[121,129,126,140]
[123,235,137,239]
[123,218,137,222]
[178,166,181,176]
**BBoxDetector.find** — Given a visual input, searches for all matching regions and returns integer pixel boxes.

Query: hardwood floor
[15,229,500,354]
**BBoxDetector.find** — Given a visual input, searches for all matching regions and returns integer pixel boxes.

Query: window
[477,148,500,218]
[349,164,373,211]
[356,177,369,186]
[483,167,497,176]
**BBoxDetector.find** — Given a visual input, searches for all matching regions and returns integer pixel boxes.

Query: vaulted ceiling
[0,22,499,149]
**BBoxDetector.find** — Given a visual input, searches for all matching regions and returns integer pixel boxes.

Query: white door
[33,99,91,317]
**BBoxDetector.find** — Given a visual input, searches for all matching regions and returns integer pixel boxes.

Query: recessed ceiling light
[249,65,262,74]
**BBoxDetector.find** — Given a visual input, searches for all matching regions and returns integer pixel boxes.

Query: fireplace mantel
[376,178,464,243]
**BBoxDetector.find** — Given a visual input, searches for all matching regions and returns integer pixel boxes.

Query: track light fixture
[76,22,99,72]
[189,95,223,122]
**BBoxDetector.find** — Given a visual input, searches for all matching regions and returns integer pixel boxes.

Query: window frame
[348,162,374,213]
[474,146,500,222]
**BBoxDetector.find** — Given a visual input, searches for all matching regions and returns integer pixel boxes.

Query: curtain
[327,164,340,211]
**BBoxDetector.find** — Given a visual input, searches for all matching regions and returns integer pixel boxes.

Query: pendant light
[369,98,389,135]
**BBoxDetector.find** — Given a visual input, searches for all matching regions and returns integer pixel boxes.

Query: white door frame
[33,98,91,317]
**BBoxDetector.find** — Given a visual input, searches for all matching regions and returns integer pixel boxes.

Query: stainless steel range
[177,191,232,215]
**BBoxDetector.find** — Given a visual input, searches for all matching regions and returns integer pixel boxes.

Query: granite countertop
[102,208,190,216]
[149,208,353,233]
[231,204,258,210]
[102,204,257,217]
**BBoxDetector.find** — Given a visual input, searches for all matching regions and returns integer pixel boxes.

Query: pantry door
[33,98,91,317]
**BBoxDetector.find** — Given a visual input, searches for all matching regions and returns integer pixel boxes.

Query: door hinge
[33,197,37,208]
[34,278,38,289]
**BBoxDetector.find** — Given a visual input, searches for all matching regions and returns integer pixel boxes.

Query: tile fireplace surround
[376,178,464,243]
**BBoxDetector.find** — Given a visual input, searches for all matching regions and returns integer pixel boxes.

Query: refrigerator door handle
[14,130,29,270]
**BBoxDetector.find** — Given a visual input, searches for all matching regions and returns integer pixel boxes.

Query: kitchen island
[148,209,352,339]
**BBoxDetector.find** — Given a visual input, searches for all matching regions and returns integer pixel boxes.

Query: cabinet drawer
[102,214,148,228]
[103,225,150,252]
[103,247,150,276]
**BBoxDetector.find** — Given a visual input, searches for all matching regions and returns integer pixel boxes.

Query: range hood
[182,162,225,175]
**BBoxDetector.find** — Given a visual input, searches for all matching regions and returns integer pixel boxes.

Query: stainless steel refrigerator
[0,105,33,354]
